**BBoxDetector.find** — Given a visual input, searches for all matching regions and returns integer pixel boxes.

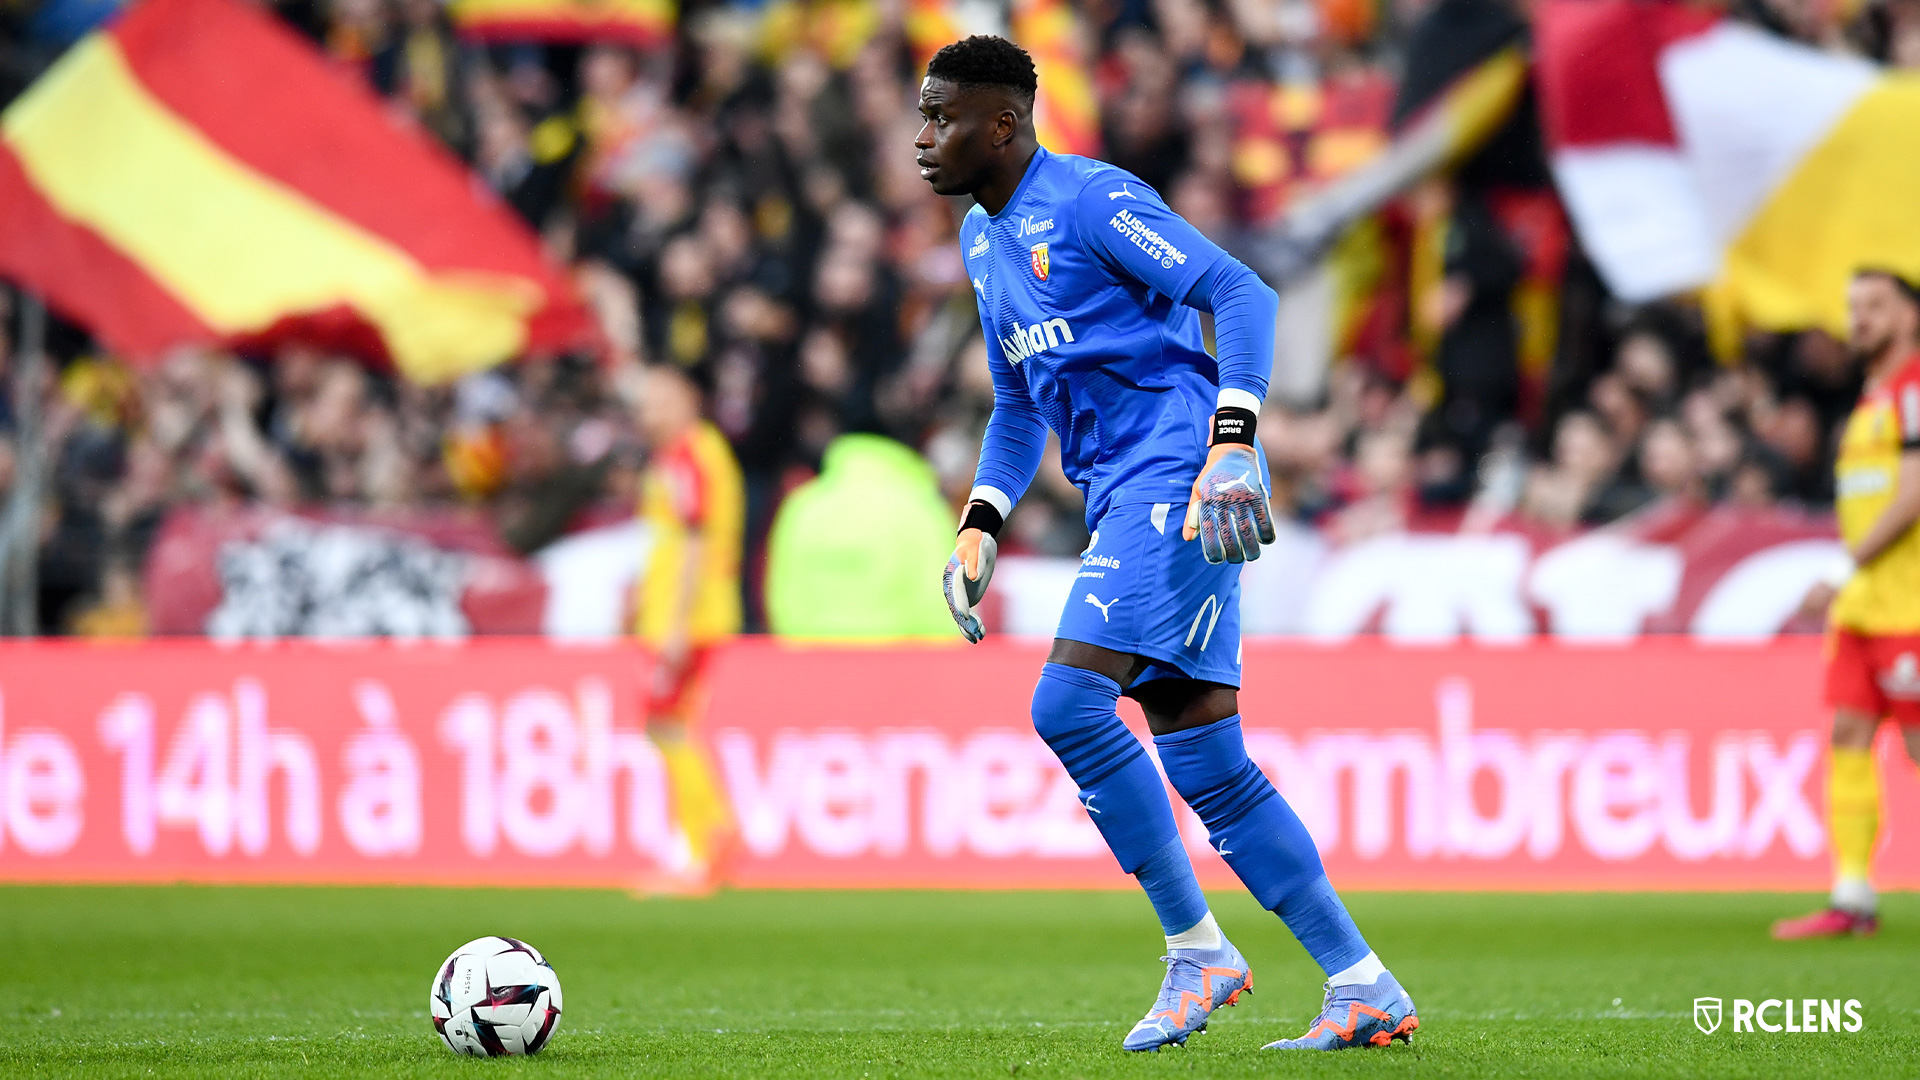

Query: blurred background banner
[0,637,1913,890]
[133,500,1837,642]
[141,505,562,637]
[0,640,685,885]
[0,0,591,383]
[710,638,1903,890]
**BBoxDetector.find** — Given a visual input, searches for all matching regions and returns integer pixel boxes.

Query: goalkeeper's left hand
[1182,409,1276,564]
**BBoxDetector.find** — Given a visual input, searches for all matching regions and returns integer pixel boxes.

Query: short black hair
[926,35,1037,103]
[1854,266,1920,309]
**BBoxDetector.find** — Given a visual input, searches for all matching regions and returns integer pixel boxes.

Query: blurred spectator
[69,556,147,638]
[1760,393,1833,504]
[1522,410,1618,529]
[1638,416,1703,505]
[1423,185,1522,488]
[764,433,954,639]
[1329,428,1415,543]
[373,0,467,151]
[1614,329,1679,405]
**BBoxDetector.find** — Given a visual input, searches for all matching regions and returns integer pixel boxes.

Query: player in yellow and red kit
[633,364,744,890]
[1776,270,1920,939]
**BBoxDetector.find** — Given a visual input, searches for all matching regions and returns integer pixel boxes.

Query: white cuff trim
[968,485,1014,518]
[1217,388,1264,414]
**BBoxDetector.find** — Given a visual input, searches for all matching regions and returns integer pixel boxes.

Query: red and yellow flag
[452,0,674,48]
[904,0,968,62]
[0,0,593,383]
[906,0,1099,159]
[1011,0,1098,159]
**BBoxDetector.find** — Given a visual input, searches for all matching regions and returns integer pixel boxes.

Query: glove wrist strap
[960,500,1004,537]
[1212,407,1257,447]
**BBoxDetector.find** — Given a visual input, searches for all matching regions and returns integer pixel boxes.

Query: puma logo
[1214,839,1233,857]
[1108,183,1136,200]
[1215,472,1254,494]
[1085,593,1120,622]
[1081,793,1100,815]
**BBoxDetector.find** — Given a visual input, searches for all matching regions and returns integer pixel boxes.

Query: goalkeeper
[921,36,1416,1053]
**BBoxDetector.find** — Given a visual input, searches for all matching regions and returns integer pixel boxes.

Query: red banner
[709,639,1915,890]
[0,638,1914,890]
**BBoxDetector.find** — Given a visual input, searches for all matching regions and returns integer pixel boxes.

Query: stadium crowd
[0,0,1912,635]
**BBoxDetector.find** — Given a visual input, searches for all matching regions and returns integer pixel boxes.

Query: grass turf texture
[0,887,1913,1078]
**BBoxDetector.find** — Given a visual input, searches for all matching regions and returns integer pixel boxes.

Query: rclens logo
[1030,242,1049,281]
[1696,997,1864,1033]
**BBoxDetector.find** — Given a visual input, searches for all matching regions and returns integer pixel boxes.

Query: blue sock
[1274,876,1370,975]
[1133,838,1209,937]
[1033,663,1209,936]
[1154,715,1371,974]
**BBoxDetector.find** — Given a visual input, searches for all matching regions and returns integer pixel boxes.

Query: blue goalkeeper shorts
[1053,500,1242,689]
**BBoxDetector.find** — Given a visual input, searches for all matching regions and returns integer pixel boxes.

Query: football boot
[1263,971,1418,1050]
[1772,907,1879,940]
[1122,938,1253,1051]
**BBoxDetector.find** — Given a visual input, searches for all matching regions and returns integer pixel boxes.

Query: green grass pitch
[0,886,1914,1078]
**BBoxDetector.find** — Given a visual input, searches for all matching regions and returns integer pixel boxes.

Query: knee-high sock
[1829,747,1879,891]
[655,734,731,864]
[1032,663,1208,936]
[1155,715,1371,975]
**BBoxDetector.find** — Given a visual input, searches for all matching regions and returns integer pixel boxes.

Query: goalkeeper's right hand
[943,501,1001,643]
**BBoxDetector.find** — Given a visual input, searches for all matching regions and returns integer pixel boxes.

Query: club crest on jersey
[1030,242,1050,281]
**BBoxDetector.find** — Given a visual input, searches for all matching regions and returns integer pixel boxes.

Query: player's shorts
[1823,627,1920,726]
[1052,500,1242,689]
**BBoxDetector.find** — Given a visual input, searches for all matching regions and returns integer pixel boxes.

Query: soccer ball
[429,936,563,1057]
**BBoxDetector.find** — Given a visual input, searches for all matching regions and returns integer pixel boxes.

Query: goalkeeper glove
[943,500,1001,643]
[1183,407,1277,564]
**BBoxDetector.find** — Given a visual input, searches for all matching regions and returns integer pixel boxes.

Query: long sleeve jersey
[963,147,1276,528]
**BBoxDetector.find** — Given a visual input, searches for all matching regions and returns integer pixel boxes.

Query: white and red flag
[1534,1,1920,337]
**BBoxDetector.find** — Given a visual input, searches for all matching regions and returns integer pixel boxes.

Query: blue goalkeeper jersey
[962,148,1266,527]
